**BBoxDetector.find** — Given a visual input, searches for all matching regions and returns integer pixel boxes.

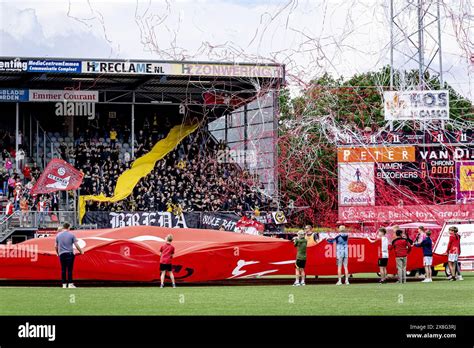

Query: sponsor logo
[0,59,27,72]
[83,61,169,74]
[0,88,28,102]
[27,60,81,73]
[384,90,449,121]
[30,90,98,102]
[182,63,283,78]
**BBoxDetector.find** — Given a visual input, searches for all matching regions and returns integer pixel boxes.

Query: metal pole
[417,0,425,90]
[73,189,77,227]
[131,92,135,159]
[36,120,39,165]
[390,0,394,90]
[29,113,32,156]
[437,0,444,87]
[43,130,46,168]
[15,103,19,170]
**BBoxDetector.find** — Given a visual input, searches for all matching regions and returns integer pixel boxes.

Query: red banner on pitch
[31,158,83,195]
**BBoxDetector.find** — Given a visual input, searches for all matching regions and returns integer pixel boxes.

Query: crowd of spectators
[1,122,270,217]
[0,130,62,222]
[79,127,270,213]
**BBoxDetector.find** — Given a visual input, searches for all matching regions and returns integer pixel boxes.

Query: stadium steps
[0,211,19,243]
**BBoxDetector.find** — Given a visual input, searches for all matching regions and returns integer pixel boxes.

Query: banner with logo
[456,161,474,202]
[27,60,81,73]
[82,211,240,231]
[0,59,28,72]
[82,60,172,75]
[0,89,28,102]
[181,63,283,78]
[338,162,375,206]
[383,90,449,121]
[338,204,474,224]
[29,89,98,102]
[31,159,84,195]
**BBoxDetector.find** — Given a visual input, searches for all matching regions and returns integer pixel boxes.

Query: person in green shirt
[293,230,308,286]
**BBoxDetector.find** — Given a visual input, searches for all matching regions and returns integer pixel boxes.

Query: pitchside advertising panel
[337,140,474,223]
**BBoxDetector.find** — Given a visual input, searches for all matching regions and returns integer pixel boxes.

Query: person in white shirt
[368,227,389,284]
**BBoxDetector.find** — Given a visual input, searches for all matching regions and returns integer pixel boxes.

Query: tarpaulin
[79,123,199,221]
[0,226,447,282]
[31,158,83,195]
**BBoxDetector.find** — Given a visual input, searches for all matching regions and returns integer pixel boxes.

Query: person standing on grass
[446,226,461,281]
[55,222,84,289]
[414,229,433,283]
[292,230,307,286]
[328,225,350,286]
[415,226,426,245]
[368,227,389,284]
[159,234,176,288]
[390,229,411,284]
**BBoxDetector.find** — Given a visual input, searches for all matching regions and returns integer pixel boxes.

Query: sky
[0,0,472,99]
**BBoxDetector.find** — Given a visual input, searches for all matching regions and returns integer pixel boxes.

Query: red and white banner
[31,158,83,195]
[236,216,265,234]
[339,204,474,224]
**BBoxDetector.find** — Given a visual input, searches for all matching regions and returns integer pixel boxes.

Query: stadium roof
[0,57,285,106]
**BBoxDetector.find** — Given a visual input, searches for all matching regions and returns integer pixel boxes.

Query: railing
[0,210,78,243]
[8,210,77,229]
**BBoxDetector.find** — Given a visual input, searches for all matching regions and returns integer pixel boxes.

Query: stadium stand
[0,122,270,219]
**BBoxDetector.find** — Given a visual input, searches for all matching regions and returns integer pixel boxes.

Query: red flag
[236,216,265,233]
[30,158,83,195]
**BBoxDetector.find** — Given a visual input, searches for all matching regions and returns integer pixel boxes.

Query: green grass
[0,274,473,316]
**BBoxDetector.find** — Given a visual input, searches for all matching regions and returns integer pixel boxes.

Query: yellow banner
[79,123,199,221]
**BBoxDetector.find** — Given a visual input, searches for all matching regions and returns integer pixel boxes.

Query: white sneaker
[336,280,342,286]
[62,284,67,289]
[456,276,463,281]
[293,282,301,286]
[160,284,164,288]
[172,284,176,288]
[300,282,306,286]
[421,279,429,282]
[68,284,76,288]
[345,279,350,285]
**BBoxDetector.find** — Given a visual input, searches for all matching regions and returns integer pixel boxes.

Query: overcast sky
[0,0,472,99]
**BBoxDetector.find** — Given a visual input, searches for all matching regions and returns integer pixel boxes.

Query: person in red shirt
[446,226,461,281]
[159,234,176,288]
[22,164,31,181]
[389,229,412,283]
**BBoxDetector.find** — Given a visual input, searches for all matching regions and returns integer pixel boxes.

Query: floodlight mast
[388,0,446,131]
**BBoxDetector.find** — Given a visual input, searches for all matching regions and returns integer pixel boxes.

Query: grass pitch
[0,274,472,316]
